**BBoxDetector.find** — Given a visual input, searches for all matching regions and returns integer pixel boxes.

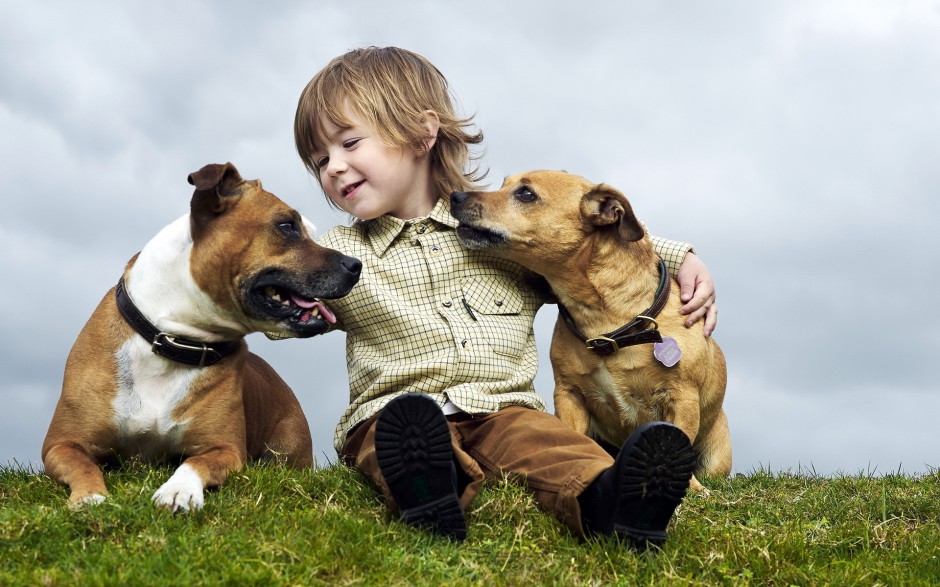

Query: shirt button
[430,245,441,256]
[495,300,504,307]
[442,301,452,308]
[417,225,427,234]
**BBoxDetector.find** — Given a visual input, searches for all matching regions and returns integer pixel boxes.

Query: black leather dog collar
[115,277,240,367]
[557,257,670,356]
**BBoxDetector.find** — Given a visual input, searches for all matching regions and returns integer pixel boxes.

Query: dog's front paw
[689,474,710,495]
[69,492,108,510]
[152,464,205,512]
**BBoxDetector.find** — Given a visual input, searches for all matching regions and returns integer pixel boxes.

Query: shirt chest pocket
[461,276,529,358]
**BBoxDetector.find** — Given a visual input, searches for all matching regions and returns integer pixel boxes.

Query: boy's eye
[315,156,329,168]
[343,138,361,149]
[514,187,538,203]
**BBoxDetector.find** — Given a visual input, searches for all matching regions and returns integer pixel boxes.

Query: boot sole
[375,394,467,541]
[613,422,696,550]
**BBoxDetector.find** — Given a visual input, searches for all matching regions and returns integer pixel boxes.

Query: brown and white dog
[42,162,361,511]
[450,170,730,491]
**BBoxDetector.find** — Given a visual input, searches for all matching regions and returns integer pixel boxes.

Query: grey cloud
[2,0,938,476]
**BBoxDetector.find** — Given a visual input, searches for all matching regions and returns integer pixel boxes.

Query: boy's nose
[326,157,348,176]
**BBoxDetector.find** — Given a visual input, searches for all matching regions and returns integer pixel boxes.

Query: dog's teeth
[265,286,284,303]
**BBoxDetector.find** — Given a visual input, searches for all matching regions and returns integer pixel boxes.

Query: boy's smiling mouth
[342,180,365,197]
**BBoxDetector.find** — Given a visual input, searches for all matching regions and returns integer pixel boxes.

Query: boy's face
[312,110,436,221]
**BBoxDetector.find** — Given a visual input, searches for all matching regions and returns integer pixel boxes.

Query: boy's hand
[676,253,717,337]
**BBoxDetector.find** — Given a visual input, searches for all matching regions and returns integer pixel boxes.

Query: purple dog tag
[653,337,682,367]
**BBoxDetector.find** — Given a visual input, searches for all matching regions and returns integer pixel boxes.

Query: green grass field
[1,462,938,586]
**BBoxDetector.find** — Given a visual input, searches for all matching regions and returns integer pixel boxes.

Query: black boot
[578,422,696,550]
[375,393,467,541]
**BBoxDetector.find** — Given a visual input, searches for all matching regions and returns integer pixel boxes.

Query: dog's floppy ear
[189,162,245,223]
[580,184,645,242]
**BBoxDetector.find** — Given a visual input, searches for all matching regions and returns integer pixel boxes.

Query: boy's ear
[418,110,440,154]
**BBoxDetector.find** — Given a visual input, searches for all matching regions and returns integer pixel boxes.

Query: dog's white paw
[152,464,205,512]
[69,493,107,510]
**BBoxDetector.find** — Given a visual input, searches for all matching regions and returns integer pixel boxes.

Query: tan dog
[43,162,361,511]
[450,170,730,490]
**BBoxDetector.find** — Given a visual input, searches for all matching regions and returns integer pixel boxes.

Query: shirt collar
[364,197,460,256]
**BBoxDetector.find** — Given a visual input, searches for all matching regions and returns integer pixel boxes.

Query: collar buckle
[152,332,220,368]
[634,315,659,330]
[585,335,620,354]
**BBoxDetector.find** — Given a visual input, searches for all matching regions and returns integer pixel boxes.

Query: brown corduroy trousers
[340,406,616,537]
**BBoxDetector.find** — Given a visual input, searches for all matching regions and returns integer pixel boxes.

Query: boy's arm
[650,235,718,337]
[649,235,693,278]
[676,252,717,337]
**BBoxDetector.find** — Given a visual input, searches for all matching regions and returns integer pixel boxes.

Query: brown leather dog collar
[557,257,670,357]
[115,278,240,367]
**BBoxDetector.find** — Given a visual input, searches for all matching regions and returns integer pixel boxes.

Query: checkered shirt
[283,198,692,452]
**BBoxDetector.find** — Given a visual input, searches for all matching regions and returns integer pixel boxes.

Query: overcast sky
[3,0,939,477]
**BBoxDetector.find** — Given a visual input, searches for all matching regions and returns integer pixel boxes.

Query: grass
[1,461,938,586]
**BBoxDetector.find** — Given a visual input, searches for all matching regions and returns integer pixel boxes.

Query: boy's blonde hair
[295,46,485,201]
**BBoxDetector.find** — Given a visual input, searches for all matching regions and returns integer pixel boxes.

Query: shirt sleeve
[650,234,694,277]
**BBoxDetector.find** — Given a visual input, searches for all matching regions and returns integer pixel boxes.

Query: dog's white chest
[586,362,646,430]
[113,338,197,458]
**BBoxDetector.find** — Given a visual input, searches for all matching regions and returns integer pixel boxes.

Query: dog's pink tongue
[290,294,337,324]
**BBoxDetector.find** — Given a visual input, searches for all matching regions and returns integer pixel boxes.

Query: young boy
[290,46,717,549]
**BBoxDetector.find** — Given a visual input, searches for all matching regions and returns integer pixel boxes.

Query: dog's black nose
[341,255,362,277]
[450,191,469,206]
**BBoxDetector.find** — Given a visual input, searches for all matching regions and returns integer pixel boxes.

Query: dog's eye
[277,220,301,238]
[514,187,538,203]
